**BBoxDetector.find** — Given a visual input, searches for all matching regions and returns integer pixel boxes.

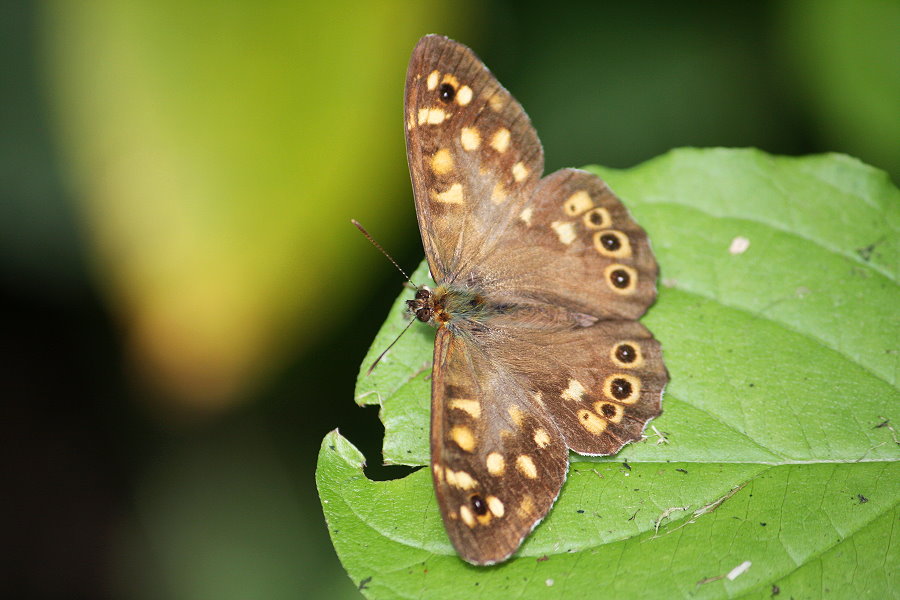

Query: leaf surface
[319,149,899,598]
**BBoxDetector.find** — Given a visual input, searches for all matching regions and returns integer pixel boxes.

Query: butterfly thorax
[407,285,497,330]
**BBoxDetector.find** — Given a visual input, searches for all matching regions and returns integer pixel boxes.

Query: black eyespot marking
[438,83,456,103]
[611,378,633,400]
[600,233,621,251]
[583,207,611,229]
[610,268,630,289]
[471,494,488,516]
[615,344,636,363]
[600,403,618,418]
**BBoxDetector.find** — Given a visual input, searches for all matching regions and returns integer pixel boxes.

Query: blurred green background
[2,0,897,598]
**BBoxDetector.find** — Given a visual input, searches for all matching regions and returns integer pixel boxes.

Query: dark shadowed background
[2,1,897,598]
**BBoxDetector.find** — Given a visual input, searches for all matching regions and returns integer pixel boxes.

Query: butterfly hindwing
[484,322,667,456]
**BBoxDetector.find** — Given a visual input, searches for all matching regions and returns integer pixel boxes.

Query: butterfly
[403,34,667,565]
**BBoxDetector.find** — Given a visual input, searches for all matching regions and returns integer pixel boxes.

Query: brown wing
[482,321,667,456]
[408,34,667,566]
[476,167,660,321]
[430,327,568,565]
[405,35,544,283]
[406,37,657,321]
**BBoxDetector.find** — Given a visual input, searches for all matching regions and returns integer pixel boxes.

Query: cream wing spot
[431,148,454,175]
[486,496,505,518]
[490,128,511,153]
[456,85,473,105]
[578,409,608,435]
[516,455,538,479]
[550,220,577,245]
[427,70,440,90]
[445,469,457,487]
[489,93,504,111]
[418,107,448,125]
[460,505,476,528]
[564,190,593,216]
[429,109,449,124]
[448,398,481,419]
[512,162,529,182]
[460,127,481,151]
[432,463,444,482]
[533,428,551,448]
[491,182,508,204]
[432,183,464,204]
[450,426,476,452]
[561,379,586,402]
[448,469,478,490]
[518,495,535,518]
[507,405,524,427]
[519,207,533,226]
[486,452,505,476]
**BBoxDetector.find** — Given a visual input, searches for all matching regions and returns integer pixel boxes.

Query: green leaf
[318,149,899,598]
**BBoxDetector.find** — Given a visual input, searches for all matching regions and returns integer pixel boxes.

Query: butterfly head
[407,284,464,327]
[407,286,435,323]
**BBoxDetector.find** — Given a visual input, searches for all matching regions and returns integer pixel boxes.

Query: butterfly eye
[470,494,488,516]
[416,307,433,322]
[438,83,456,103]
[415,288,430,300]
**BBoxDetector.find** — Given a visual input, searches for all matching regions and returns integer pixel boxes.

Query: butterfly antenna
[351,219,416,286]
[366,317,417,376]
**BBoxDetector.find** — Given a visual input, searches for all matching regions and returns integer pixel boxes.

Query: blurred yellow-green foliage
[3,1,897,598]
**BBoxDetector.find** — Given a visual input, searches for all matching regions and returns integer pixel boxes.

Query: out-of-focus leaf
[39,1,465,408]
[778,0,900,178]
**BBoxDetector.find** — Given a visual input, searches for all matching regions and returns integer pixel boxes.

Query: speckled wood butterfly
[403,35,667,565]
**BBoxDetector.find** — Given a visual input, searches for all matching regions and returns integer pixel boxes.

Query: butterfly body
[403,35,667,565]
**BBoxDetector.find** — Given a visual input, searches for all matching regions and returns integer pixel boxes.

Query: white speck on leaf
[729,236,750,255]
[726,560,751,580]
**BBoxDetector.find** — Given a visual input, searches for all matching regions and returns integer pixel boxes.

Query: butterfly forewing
[405,35,543,283]
[404,35,667,565]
